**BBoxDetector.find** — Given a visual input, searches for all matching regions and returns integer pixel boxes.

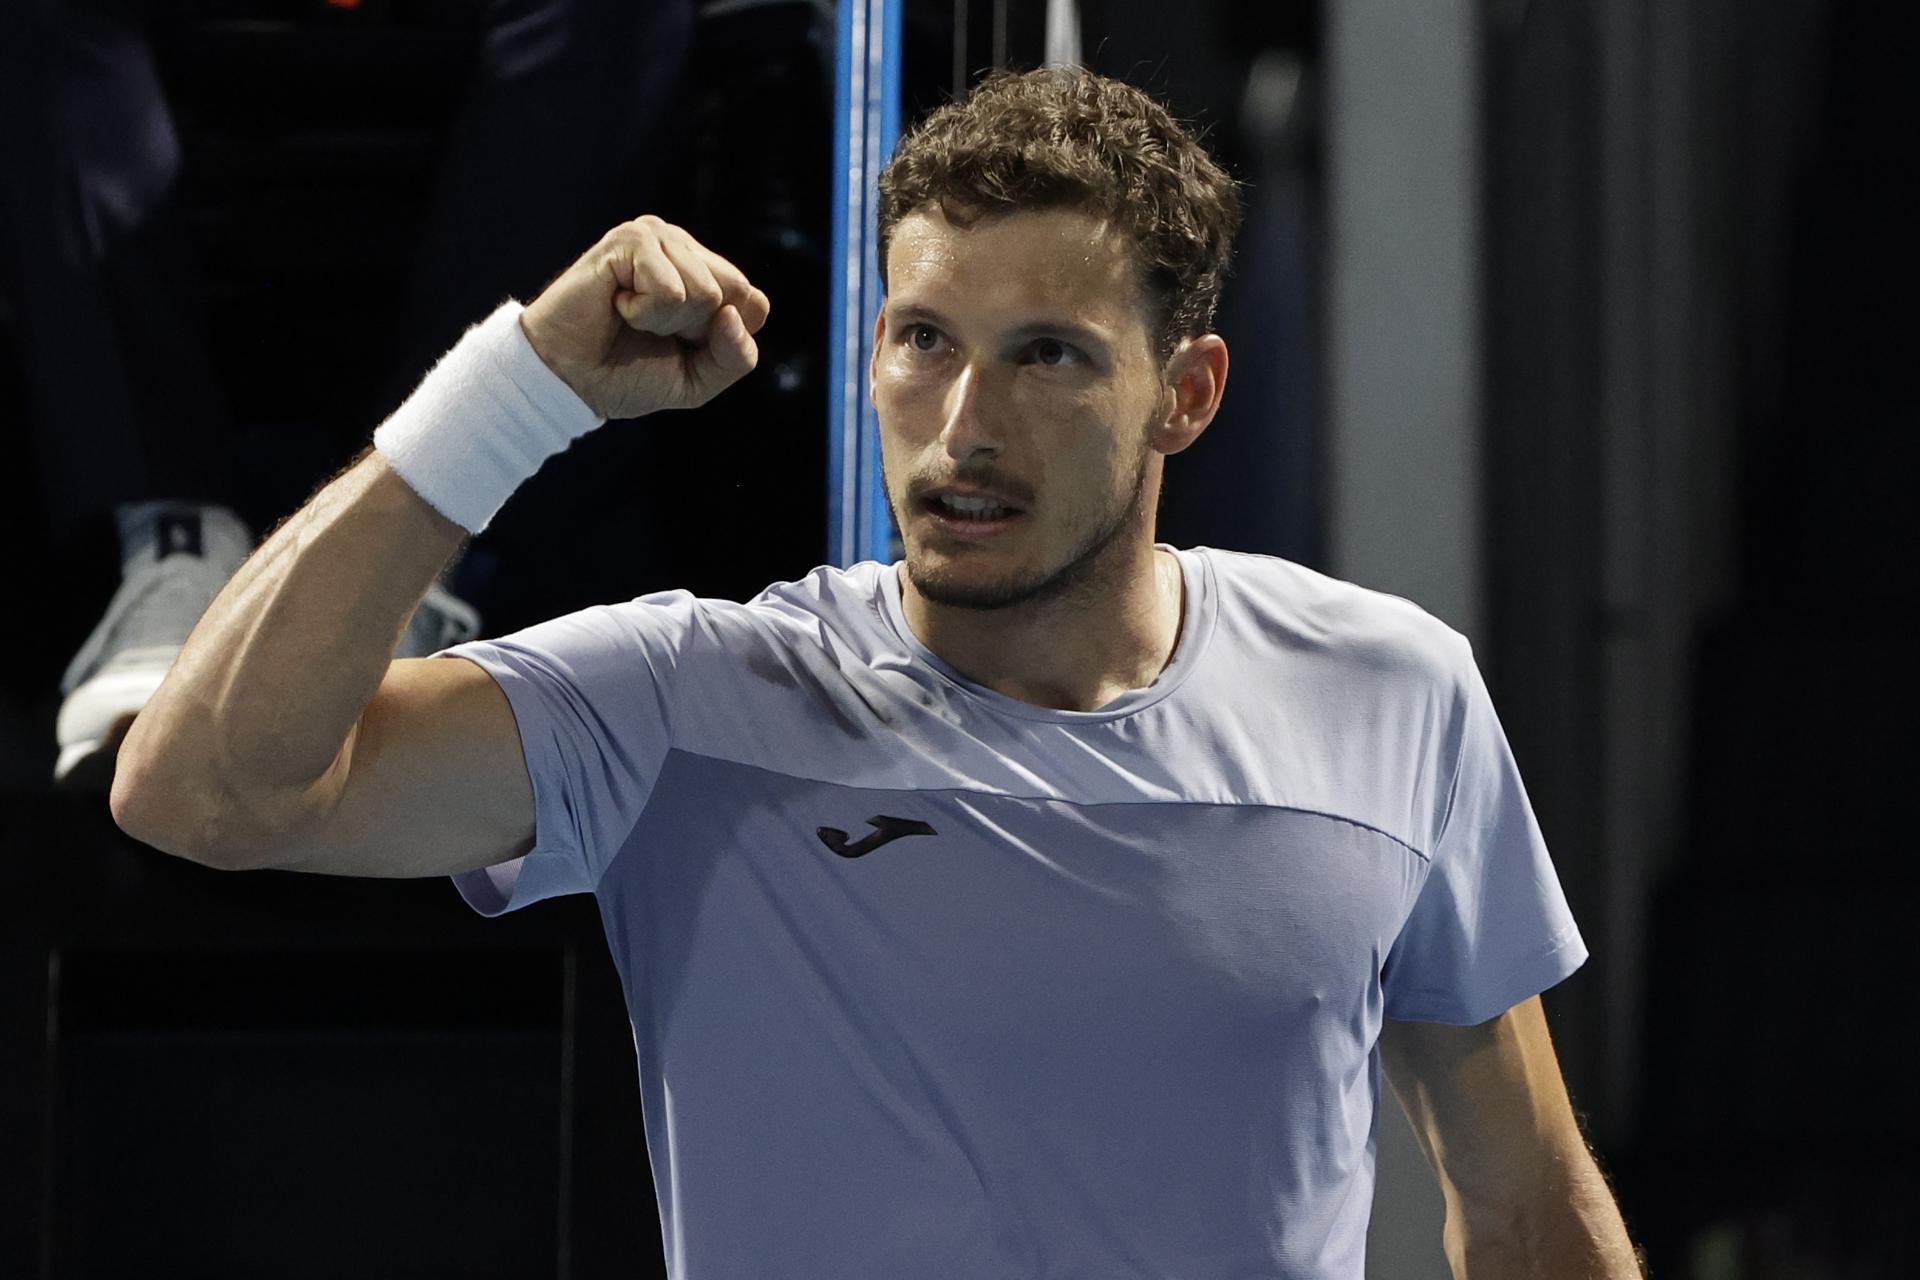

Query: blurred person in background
[0,0,694,789]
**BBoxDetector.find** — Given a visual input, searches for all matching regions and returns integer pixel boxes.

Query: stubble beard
[899,446,1152,612]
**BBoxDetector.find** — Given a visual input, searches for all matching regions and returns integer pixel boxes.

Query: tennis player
[114,65,1642,1280]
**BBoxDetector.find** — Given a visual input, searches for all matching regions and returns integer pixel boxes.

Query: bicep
[262,656,537,878]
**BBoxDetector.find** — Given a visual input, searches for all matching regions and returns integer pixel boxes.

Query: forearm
[1447,1151,1646,1280]
[112,445,466,860]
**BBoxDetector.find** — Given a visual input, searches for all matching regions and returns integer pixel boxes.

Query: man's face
[870,205,1170,610]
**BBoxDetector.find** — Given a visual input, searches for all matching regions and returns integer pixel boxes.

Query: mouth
[918,489,1028,538]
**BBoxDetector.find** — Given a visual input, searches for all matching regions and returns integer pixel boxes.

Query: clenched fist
[518,215,772,420]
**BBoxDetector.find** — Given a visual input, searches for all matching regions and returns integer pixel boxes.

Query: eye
[897,325,1083,366]
[1026,338,1081,367]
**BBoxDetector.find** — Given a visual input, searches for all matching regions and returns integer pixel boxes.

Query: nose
[939,361,1002,460]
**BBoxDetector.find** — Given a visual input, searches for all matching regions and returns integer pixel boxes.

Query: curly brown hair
[877,65,1245,367]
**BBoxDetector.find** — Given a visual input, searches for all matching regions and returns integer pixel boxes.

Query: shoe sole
[54,710,140,793]
[56,661,173,792]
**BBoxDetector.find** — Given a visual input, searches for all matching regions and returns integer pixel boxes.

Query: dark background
[3,0,1912,1276]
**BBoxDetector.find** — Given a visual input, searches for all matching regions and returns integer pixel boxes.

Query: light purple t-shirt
[437,545,1588,1279]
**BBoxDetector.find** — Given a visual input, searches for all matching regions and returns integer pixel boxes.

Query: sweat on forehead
[884,201,1135,276]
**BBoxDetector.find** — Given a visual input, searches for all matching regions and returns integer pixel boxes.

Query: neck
[898,534,1185,713]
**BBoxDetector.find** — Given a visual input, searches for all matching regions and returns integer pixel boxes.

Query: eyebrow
[889,303,1112,355]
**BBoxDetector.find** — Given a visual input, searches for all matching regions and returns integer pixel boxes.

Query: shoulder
[578,560,887,642]
[742,559,889,619]
[1195,547,1473,690]
[1174,548,1480,855]
[465,562,886,682]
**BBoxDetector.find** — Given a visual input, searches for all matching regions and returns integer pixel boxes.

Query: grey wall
[1320,4,1482,1276]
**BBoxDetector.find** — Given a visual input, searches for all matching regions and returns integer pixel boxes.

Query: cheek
[872,381,931,467]
[1035,427,1128,518]
[874,366,943,432]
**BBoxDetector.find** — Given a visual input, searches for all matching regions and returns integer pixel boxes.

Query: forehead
[886,205,1148,332]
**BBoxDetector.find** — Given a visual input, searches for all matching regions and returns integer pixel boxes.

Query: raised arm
[110,216,769,872]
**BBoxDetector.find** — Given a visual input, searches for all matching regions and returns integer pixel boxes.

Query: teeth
[940,495,1011,518]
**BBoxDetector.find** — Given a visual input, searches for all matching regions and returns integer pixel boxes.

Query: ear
[1148,334,1229,457]
[868,308,886,407]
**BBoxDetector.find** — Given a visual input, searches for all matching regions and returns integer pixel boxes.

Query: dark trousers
[0,0,693,548]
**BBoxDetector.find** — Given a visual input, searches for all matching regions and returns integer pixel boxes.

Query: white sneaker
[55,501,484,790]
[54,501,253,790]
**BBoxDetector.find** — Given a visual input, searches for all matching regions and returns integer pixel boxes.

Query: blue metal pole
[828,0,904,567]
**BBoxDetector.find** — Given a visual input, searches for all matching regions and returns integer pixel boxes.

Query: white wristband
[372,298,606,535]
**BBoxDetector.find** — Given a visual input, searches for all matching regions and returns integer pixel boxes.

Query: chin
[906,544,1095,612]
[906,551,1037,611]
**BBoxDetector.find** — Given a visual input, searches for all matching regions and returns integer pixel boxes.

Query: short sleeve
[1381,637,1589,1025]
[433,589,702,917]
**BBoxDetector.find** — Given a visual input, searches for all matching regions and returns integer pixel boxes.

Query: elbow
[109,754,227,868]
[109,784,206,868]
[109,731,262,871]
